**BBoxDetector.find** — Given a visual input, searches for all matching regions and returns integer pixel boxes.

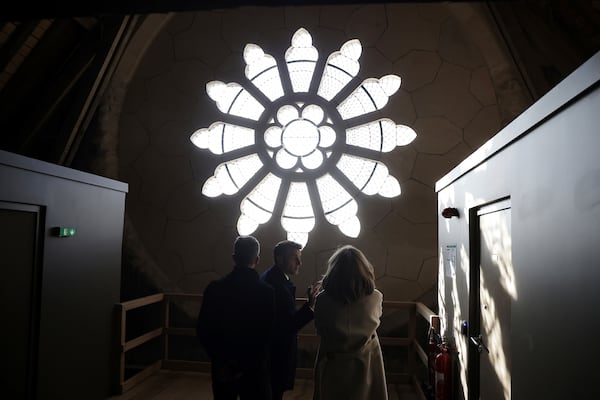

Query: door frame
[0,201,45,400]
[467,197,511,400]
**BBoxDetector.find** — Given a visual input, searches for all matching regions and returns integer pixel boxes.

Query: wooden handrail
[115,292,438,397]
[164,293,202,301]
[414,338,428,366]
[122,327,163,352]
[416,301,436,319]
[119,293,164,311]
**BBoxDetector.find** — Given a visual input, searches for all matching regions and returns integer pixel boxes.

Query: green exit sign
[53,227,77,237]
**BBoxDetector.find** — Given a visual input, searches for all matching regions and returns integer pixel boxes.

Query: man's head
[273,240,303,276]
[232,235,260,268]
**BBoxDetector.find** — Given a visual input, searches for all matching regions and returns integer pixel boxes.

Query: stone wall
[114,3,530,306]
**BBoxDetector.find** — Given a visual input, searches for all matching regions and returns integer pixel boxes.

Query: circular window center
[281,119,320,157]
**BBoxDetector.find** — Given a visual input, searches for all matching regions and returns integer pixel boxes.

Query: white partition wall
[436,52,600,400]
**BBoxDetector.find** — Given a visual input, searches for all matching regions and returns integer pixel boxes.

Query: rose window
[190,28,417,247]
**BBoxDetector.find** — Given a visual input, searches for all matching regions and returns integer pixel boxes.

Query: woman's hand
[307,281,322,308]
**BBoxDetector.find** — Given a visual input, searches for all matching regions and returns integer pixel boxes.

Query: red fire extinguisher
[434,337,452,400]
[427,327,441,392]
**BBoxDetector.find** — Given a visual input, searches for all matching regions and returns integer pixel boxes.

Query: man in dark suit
[197,235,275,400]
[260,240,320,400]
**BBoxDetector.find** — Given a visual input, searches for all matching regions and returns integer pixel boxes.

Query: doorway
[469,198,513,400]
[0,201,45,399]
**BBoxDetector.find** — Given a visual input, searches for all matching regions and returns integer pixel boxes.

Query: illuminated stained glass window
[190,28,417,247]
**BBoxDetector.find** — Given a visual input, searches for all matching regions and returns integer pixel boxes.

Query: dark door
[0,202,44,399]
[469,199,513,400]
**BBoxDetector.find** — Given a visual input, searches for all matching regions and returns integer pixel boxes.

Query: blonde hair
[322,245,375,304]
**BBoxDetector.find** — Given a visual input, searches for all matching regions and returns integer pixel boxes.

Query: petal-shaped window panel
[244,43,284,101]
[317,39,361,101]
[238,173,282,232]
[302,104,324,125]
[337,154,388,195]
[378,175,401,198]
[346,119,396,152]
[396,124,417,146]
[275,148,298,169]
[277,105,299,126]
[337,75,401,120]
[264,126,283,148]
[204,154,263,196]
[201,176,223,198]
[301,150,324,169]
[191,122,255,155]
[237,214,259,235]
[285,28,318,93]
[316,173,359,227]
[206,81,265,120]
[281,182,315,235]
[338,216,360,238]
[318,126,336,148]
[379,74,402,96]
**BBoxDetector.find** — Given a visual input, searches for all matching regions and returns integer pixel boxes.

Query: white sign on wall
[444,244,457,278]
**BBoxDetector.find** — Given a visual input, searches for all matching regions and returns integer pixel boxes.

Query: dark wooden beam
[0,19,83,151]
[17,16,131,163]
[18,42,97,156]
[0,21,37,75]
[62,15,140,166]
[1,1,482,21]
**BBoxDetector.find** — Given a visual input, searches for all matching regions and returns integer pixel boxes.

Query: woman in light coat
[313,245,388,400]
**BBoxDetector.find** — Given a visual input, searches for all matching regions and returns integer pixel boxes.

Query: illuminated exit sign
[52,227,77,237]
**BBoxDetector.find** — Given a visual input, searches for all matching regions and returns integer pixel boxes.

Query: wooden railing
[115,293,438,398]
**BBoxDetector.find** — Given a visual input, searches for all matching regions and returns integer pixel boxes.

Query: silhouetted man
[261,240,320,400]
[197,235,275,400]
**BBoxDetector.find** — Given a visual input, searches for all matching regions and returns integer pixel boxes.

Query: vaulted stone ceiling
[1,1,598,165]
[1,1,598,304]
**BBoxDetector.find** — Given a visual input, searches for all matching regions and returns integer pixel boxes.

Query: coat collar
[230,265,259,281]
[267,265,294,285]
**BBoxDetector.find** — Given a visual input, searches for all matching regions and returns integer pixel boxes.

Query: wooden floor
[108,371,422,400]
